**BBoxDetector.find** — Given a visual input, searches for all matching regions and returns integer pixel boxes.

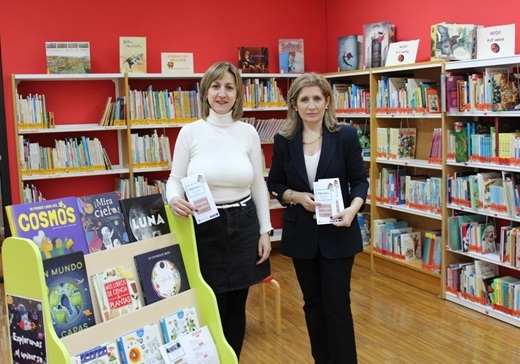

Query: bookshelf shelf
[18,124,127,134]
[375,158,443,170]
[375,202,442,220]
[21,168,130,181]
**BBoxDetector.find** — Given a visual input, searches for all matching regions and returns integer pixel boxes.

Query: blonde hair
[199,62,244,121]
[280,72,339,139]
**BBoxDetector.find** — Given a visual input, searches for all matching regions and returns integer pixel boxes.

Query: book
[357,212,371,246]
[43,251,96,337]
[119,36,147,73]
[476,24,515,60]
[489,68,520,111]
[71,341,121,364]
[237,46,268,73]
[278,39,304,74]
[119,194,171,243]
[454,122,468,162]
[397,128,416,159]
[161,52,194,75]
[399,231,422,260]
[5,197,90,259]
[338,35,361,71]
[363,21,395,68]
[431,23,477,61]
[445,73,465,113]
[134,244,190,305]
[159,326,218,364]
[77,192,131,253]
[384,39,420,67]
[117,323,164,364]
[181,173,219,224]
[45,41,91,74]
[425,88,441,113]
[160,306,200,343]
[313,178,345,225]
[91,263,141,322]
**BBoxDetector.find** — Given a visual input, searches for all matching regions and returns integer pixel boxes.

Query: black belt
[215,195,252,209]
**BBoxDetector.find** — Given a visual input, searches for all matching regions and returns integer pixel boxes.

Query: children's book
[45,41,91,74]
[5,196,89,259]
[119,194,171,242]
[43,251,96,337]
[134,244,190,305]
[363,21,395,68]
[313,178,345,225]
[338,35,361,71]
[71,341,122,364]
[278,39,304,74]
[160,306,200,343]
[117,323,164,364]
[77,191,131,253]
[120,36,147,73]
[431,23,477,61]
[91,263,141,322]
[159,326,219,364]
[237,46,269,73]
[181,173,219,224]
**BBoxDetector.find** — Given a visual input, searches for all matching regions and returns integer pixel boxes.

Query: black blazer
[268,124,369,259]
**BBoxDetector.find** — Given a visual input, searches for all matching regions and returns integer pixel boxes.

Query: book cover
[425,88,441,113]
[181,173,219,224]
[159,326,218,364]
[385,39,420,67]
[400,231,422,260]
[397,128,416,159]
[431,23,476,61]
[77,192,131,253]
[46,41,91,74]
[6,294,47,364]
[91,263,141,322]
[161,52,194,75]
[363,21,394,68]
[338,35,361,71]
[313,178,345,225]
[454,122,468,162]
[119,194,171,243]
[117,323,164,364]
[43,251,96,338]
[134,244,190,305]
[476,24,515,60]
[237,46,269,73]
[5,197,90,260]
[357,212,371,246]
[160,306,200,343]
[489,68,520,111]
[120,36,147,73]
[71,342,121,364]
[278,39,304,74]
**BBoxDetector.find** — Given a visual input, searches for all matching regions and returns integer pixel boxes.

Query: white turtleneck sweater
[166,109,272,235]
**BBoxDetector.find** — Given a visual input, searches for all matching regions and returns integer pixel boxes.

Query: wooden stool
[258,272,282,334]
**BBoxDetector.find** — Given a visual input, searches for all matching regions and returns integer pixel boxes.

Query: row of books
[15,93,53,128]
[375,77,440,114]
[243,117,285,143]
[376,127,416,160]
[19,135,111,175]
[99,96,127,126]
[115,176,167,202]
[243,78,286,108]
[331,83,370,114]
[130,131,171,167]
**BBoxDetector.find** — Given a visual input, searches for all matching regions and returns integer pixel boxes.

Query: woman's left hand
[256,233,271,264]
[331,206,357,228]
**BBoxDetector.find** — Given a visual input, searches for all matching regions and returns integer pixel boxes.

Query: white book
[313,178,344,225]
[159,325,219,364]
[181,173,220,224]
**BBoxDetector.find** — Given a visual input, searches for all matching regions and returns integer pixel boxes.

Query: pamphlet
[313,178,345,225]
[181,173,220,224]
[159,325,219,364]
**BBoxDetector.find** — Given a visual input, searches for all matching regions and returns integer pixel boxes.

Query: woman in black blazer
[268,73,368,364]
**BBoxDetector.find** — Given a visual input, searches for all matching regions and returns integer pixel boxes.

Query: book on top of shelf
[117,323,163,364]
[278,39,304,74]
[46,41,91,74]
[134,244,190,306]
[385,39,420,67]
[119,194,171,243]
[160,306,200,343]
[91,263,141,322]
[77,191,131,254]
[237,46,269,73]
[161,52,194,75]
[5,197,90,259]
[71,341,121,364]
[431,23,477,61]
[363,21,395,68]
[120,36,147,73]
[476,24,515,60]
[338,35,361,71]
[43,251,96,338]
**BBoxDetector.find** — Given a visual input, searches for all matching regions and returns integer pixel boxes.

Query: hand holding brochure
[181,173,220,224]
[313,178,345,225]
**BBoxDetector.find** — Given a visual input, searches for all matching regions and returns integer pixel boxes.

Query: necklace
[302,131,323,145]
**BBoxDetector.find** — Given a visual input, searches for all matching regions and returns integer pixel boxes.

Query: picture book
[161,52,194,75]
[237,46,268,73]
[278,39,304,74]
[119,194,171,243]
[159,326,218,364]
[313,178,345,225]
[160,306,200,343]
[117,323,164,364]
[77,191,131,253]
[338,35,361,71]
[46,41,91,74]
[476,24,515,60]
[91,263,141,322]
[43,251,95,338]
[134,244,190,305]
[363,21,395,68]
[6,294,47,364]
[397,128,416,159]
[385,39,420,67]
[489,68,520,111]
[71,341,121,364]
[425,88,441,114]
[5,197,89,259]
[431,23,477,61]
[399,231,422,260]
[181,173,219,224]
[357,212,371,246]
[120,36,147,73]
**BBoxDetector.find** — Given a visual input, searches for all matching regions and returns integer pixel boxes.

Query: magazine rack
[2,209,238,363]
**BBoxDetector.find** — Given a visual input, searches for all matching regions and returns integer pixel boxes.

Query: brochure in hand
[181,173,219,224]
[313,178,345,225]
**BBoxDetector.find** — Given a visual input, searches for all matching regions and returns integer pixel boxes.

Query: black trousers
[293,253,357,364]
[215,287,249,360]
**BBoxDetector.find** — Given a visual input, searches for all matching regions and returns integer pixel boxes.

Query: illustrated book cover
[134,244,190,305]
[117,323,164,364]
[71,342,121,364]
[161,52,194,75]
[160,306,200,343]
[181,173,219,224]
[237,46,269,73]
[120,36,147,73]
[119,193,171,243]
[91,263,141,322]
[476,24,515,60]
[5,197,90,259]
[43,251,96,338]
[46,41,91,74]
[77,191,131,253]
[385,39,419,67]
[313,178,345,225]
[431,23,477,61]
[278,39,304,74]
[363,21,395,68]
[338,35,361,71]
[159,326,218,364]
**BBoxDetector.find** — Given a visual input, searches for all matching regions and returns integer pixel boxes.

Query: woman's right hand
[295,191,320,212]
[169,197,196,218]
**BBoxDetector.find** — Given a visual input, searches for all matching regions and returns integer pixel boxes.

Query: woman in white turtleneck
[166,62,272,360]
